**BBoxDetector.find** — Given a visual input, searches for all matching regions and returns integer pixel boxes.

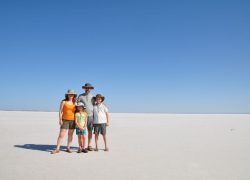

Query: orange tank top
[62,101,76,120]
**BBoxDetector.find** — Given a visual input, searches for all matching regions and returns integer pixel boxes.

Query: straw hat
[82,83,94,89]
[94,94,105,102]
[65,89,77,95]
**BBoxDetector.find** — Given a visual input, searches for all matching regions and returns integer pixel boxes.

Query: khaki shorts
[61,120,75,129]
[87,116,94,131]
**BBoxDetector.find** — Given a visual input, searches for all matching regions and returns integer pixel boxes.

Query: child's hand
[106,122,109,127]
[80,127,84,131]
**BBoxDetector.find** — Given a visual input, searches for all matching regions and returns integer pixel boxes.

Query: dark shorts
[93,123,106,135]
[87,116,94,131]
[61,120,75,129]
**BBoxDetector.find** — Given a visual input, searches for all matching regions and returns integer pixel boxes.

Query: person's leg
[77,135,83,149]
[82,133,88,153]
[88,130,92,148]
[95,133,99,151]
[83,133,87,149]
[103,134,108,151]
[67,129,74,151]
[51,129,67,154]
[76,128,82,150]
[101,124,108,151]
[87,118,93,150]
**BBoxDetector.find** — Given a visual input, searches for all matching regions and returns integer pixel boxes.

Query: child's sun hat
[76,102,86,108]
[94,94,105,102]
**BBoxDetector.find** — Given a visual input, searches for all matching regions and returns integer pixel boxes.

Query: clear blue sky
[0,0,249,113]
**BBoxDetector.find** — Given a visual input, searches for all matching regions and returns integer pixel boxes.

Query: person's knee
[59,134,64,139]
[59,131,65,139]
[68,130,74,136]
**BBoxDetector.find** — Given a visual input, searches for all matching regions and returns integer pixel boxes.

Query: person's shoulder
[60,100,66,105]
[78,93,85,98]
[101,103,108,108]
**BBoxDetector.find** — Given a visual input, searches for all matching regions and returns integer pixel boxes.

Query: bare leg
[88,130,92,148]
[83,134,87,149]
[55,129,67,150]
[78,135,83,149]
[67,129,74,150]
[95,133,99,151]
[103,134,108,151]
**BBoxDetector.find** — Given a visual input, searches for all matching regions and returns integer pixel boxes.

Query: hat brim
[82,86,94,89]
[93,96,105,102]
[65,93,77,95]
[76,105,86,108]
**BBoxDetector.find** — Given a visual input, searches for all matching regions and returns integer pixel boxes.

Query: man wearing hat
[77,83,95,151]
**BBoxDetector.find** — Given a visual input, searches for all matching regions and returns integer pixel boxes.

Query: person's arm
[91,96,96,105]
[77,95,82,103]
[75,113,80,128]
[59,101,64,126]
[83,116,88,129]
[105,112,109,126]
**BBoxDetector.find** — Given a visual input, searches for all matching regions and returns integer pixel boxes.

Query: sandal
[94,148,99,152]
[77,148,82,153]
[87,146,94,151]
[104,148,109,152]
[51,149,60,154]
[66,149,72,153]
[82,148,88,153]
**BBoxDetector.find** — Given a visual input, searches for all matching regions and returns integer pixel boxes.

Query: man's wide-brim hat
[65,89,77,95]
[82,83,94,89]
[94,94,105,102]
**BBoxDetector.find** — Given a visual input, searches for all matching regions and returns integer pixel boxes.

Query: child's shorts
[93,123,106,135]
[76,127,87,135]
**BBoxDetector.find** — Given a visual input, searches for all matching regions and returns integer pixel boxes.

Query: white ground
[0,111,250,180]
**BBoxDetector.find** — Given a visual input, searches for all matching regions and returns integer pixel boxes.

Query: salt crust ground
[0,111,250,180]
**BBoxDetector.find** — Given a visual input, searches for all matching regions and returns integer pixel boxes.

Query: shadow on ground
[14,144,78,152]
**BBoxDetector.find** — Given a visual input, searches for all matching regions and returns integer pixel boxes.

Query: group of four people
[51,83,110,154]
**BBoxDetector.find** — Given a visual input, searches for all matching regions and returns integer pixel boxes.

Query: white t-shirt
[93,103,108,124]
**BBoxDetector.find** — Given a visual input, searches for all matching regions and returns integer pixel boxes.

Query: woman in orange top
[51,89,77,154]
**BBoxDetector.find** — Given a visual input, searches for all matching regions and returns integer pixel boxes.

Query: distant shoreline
[0,109,249,114]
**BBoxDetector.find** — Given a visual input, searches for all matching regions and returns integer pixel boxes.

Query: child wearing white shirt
[93,94,110,151]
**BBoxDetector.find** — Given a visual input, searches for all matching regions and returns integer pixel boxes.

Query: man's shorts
[87,116,94,131]
[61,120,75,129]
[76,127,88,135]
[93,123,106,135]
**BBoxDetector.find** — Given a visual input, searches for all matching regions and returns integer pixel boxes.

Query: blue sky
[0,0,249,113]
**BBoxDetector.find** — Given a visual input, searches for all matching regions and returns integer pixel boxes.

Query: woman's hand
[59,119,63,126]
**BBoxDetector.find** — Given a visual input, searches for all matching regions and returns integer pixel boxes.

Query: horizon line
[0,109,249,115]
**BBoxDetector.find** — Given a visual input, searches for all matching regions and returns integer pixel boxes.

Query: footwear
[87,146,94,151]
[82,148,88,153]
[104,148,109,152]
[94,148,99,152]
[66,149,72,153]
[77,149,82,153]
[51,149,60,154]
